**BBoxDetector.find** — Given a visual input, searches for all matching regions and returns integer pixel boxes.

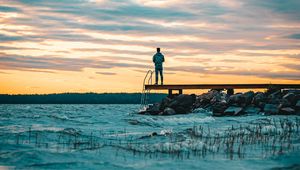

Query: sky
[0,0,300,94]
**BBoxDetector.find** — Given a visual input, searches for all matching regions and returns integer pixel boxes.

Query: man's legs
[160,69,163,85]
[155,68,158,85]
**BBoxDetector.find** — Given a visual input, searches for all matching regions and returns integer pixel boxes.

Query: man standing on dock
[153,47,165,85]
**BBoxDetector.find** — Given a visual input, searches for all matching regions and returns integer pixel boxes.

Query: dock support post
[168,89,173,97]
[178,89,183,94]
[227,88,234,96]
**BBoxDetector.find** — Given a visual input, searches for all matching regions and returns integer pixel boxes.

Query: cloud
[166,65,300,80]
[0,0,299,83]
[281,63,300,71]
[0,34,24,42]
[0,53,148,72]
[285,33,300,39]
[0,71,10,74]
[251,0,300,20]
[0,5,21,12]
[96,72,116,75]
[218,70,300,80]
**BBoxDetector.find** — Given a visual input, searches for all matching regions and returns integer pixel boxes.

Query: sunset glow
[0,0,299,94]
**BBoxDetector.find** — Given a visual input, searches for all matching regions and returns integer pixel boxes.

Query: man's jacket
[153,52,165,70]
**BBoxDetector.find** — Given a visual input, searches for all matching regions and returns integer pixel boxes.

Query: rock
[244,106,261,115]
[295,95,300,103]
[139,132,158,139]
[211,94,222,103]
[266,86,281,95]
[252,92,266,106]
[212,102,227,116]
[258,102,266,109]
[296,100,300,110]
[268,90,281,98]
[174,106,188,114]
[167,94,196,114]
[177,94,196,107]
[280,107,295,115]
[163,107,176,115]
[197,90,218,101]
[212,112,224,117]
[228,93,244,105]
[224,106,243,116]
[267,91,281,104]
[264,104,279,115]
[141,103,161,115]
[139,87,300,116]
[283,93,295,104]
[160,97,172,110]
[278,99,292,109]
[268,98,281,105]
[194,90,228,109]
[138,110,147,115]
[168,99,179,109]
[242,91,255,105]
[194,97,210,108]
[128,119,139,125]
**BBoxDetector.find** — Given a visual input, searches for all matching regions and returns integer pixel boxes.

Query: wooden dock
[145,84,300,96]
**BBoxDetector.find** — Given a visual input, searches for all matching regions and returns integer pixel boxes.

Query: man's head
[156,47,160,52]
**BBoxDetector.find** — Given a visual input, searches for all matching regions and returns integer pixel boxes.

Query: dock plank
[145,84,300,90]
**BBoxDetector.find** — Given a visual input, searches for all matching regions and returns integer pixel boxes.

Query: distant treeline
[0,93,167,104]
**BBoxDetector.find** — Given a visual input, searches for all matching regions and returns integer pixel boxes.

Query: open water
[0,104,299,170]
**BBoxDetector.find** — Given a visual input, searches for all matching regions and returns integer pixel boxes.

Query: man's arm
[152,55,155,63]
[162,55,165,62]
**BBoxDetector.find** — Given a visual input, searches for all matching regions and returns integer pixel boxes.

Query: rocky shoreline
[139,87,300,116]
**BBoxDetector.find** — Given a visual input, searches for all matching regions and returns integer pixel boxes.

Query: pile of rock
[139,94,196,115]
[195,88,300,116]
[139,88,300,116]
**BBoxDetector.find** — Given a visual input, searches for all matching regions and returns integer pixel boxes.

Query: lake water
[0,104,299,170]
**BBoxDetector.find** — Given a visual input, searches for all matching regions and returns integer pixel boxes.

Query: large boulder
[280,107,295,115]
[194,96,210,108]
[212,102,228,116]
[242,91,255,105]
[244,106,261,115]
[228,93,244,105]
[224,106,243,116]
[177,94,196,107]
[210,93,222,103]
[283,93,296,104]
[267,90,281,104]
[139,103,161,115]
[174,106,189,114]
[159,97,172,110]
[195,90,219,105]
[167,94,196,114]
[295,100,300,110]
[268,90,281,98]
[264,104,279,115]
[252,93,267,109]
[278,99,292,109]
[252,92,266,106]
[163,107,176,115]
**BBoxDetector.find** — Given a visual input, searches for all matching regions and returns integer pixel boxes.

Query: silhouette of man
[153,47,165,85]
